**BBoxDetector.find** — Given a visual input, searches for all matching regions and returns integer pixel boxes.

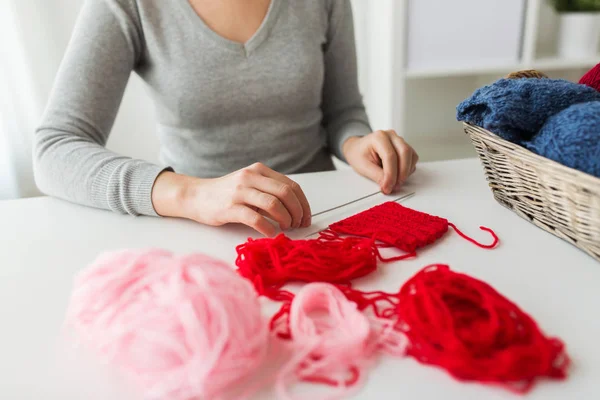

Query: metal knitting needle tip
[310,190,381,218]
[303,191,416,238]
[391,191,416,203]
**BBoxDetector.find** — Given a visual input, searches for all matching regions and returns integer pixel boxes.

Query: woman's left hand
[342,130,419,194]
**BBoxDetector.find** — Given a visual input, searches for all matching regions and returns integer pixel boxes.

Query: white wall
[356,0,401,131]
[1,1,49,198]
[350,0,370,104]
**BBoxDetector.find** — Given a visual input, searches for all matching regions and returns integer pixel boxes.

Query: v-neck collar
[180,0,282,56]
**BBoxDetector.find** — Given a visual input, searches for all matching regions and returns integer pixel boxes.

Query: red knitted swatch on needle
[396,264,569,393]
[235,234,381,301]
[321,201,498,256]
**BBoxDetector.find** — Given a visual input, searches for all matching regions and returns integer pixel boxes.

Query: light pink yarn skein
[64,249,268,400]
[275,283,407,400]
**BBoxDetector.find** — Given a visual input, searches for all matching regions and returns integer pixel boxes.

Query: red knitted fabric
[235,234,381,300]
[579,62,600,91]
[396,265,569,393]
[322,202,498,254]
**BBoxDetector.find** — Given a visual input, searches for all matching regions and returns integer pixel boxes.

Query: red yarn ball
[395,265,569,393]
[579,62,600,91]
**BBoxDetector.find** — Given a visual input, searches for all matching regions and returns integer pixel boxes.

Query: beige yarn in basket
[505,70,549,80]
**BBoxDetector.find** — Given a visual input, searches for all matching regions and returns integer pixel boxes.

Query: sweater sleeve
[33,0,171,217]
[321,0,372,162]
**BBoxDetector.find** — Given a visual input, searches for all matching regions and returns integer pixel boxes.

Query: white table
[1,158,598,400]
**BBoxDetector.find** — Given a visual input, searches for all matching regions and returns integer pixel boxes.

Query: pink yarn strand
[273,283,408,400]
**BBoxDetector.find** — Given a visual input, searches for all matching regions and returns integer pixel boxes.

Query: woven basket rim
[463,122,600,188]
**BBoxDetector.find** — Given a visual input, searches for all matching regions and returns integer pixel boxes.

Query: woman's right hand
[151,162,312,237]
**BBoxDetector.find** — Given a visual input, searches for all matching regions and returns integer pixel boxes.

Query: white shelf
[532,56,599,70]
[405,64,523,79]
[405,56,599,79]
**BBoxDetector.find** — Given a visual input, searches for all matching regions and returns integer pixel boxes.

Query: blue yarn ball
[526,101,600,178]
[456,78,600,144]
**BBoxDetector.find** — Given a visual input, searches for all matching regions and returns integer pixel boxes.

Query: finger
[229,204,277,237]
[389,134,412,184]
[251,163,312,228]
[237,188,293,231]
[411,149,419,174]
[372,132,398,194]
[249,173,304,229]
[291,181,312,228]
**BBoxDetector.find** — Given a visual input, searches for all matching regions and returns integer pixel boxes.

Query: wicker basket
[464,123,600,261]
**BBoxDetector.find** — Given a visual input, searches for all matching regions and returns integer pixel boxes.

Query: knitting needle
[390,191,416,204]
[310,190,381,218]
[303,191,416,238]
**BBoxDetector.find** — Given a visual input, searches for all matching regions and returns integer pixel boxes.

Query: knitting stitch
[526,101,600,178]
[456,78,600,144]
[321,202,498,255]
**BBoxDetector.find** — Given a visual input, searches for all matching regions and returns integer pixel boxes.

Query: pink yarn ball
[64,249,268,400]
[275,283,407,400]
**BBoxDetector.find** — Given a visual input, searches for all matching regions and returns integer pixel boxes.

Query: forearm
[33,130,169,216]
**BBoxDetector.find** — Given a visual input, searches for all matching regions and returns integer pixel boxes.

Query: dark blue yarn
[525,102,600,178]
[456,78,600,144]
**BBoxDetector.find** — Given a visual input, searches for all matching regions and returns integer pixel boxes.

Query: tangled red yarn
[269,264,569,393]
[395,265,569,393]
[579,62,600,91]
[235,234,381,300]
[322,202,498,255]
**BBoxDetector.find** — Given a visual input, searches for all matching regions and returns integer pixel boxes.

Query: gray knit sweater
[34,0,371,216]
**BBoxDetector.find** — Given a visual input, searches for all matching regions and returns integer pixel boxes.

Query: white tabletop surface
[1,158,598,400]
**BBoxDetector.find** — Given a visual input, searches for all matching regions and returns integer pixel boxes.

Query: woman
[34,0,418,237]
